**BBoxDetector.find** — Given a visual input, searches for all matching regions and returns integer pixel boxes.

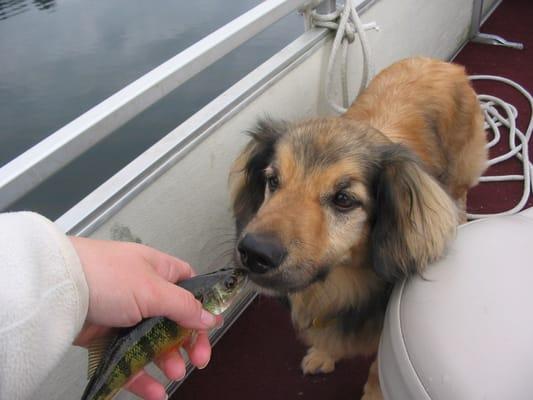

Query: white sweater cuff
[33,212,90,330]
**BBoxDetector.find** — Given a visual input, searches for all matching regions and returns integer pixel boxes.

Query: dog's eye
[266,175,280,192]
[332,191,360,211]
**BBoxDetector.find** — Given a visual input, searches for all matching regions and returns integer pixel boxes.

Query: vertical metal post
[316,0,336,14]
[302,0,336,31]
[468,0,483,39]
[469,0,523,50]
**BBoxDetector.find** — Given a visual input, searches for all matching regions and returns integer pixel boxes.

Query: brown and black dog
[229,57,487,399]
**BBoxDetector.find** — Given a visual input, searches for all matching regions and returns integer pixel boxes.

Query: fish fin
[87,335,114,379]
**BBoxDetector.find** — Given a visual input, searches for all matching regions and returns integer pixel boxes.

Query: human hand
[70,237,220,400]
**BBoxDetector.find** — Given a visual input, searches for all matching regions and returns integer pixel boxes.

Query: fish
[81,268,247,400]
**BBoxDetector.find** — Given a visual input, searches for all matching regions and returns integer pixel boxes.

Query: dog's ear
[229,118,286,233]
[370,144,458,282]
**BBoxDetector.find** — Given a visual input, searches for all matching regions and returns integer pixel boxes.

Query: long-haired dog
[229,57,487,399]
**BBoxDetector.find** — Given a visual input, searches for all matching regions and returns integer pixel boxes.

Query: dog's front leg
[290,296,339,374]
[362,359,383,400]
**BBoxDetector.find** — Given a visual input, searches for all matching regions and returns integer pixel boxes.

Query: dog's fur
[229,57,487,399]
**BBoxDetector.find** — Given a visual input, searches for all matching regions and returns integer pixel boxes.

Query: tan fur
[229,57,487,397]
[290,250,384,375]
[344,57,488,206]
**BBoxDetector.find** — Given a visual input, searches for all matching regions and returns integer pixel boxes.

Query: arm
[0,212,88,400]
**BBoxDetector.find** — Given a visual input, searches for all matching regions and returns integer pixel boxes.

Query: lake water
[0,0,302,219]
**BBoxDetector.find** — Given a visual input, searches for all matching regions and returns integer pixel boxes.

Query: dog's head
[230,118,458,294]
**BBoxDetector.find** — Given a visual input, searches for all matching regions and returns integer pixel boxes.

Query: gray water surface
[0,0,302,219]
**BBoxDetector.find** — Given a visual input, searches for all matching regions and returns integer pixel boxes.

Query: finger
[155,350,186,381]
[125,370,167,400]
[139,245,195,283]
[184,331,212,369]
[147,281,217,330]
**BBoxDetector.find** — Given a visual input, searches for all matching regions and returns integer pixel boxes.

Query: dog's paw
[301,347,336,375]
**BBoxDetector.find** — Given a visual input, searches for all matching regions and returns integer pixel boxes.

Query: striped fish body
[82,317,191,400]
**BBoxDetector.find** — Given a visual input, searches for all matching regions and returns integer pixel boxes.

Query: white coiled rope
[467,76,533,219]
[312,1,533,218]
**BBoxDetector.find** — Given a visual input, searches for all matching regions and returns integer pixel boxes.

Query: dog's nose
[237,233,286,274]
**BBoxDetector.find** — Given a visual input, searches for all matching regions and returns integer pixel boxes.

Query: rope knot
[311,8,357,44]
[343,22,356,43]
[309,0,379,114]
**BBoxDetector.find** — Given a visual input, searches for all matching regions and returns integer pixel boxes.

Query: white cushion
[379,208,533,400]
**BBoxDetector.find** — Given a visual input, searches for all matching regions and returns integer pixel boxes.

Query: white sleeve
[0,212,89,400]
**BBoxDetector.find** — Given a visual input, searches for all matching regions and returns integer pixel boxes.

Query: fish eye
[224,276,237,290]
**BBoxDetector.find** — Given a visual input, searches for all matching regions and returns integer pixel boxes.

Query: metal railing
[0,0,376,213]
[0,0,315,210]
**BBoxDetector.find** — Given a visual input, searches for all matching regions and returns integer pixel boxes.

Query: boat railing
[0,0,370,214]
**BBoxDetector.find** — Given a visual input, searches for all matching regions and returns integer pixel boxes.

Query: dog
[229,57,487,399]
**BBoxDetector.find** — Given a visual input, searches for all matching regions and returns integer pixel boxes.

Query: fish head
[202,269,247,314]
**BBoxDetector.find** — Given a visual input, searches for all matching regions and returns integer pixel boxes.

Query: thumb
[138,245,195,283]
[146,280,217,330]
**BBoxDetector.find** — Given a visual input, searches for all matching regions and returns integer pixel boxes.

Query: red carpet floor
[174,1,532,398]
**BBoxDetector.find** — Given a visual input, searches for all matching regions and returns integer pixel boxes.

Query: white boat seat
[379,208,533,400]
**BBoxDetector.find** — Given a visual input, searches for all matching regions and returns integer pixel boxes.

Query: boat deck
[175,0,532,398]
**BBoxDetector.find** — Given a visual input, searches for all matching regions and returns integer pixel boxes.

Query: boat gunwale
[55,26,331,235]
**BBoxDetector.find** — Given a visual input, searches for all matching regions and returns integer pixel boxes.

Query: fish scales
[89,318,190,400]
